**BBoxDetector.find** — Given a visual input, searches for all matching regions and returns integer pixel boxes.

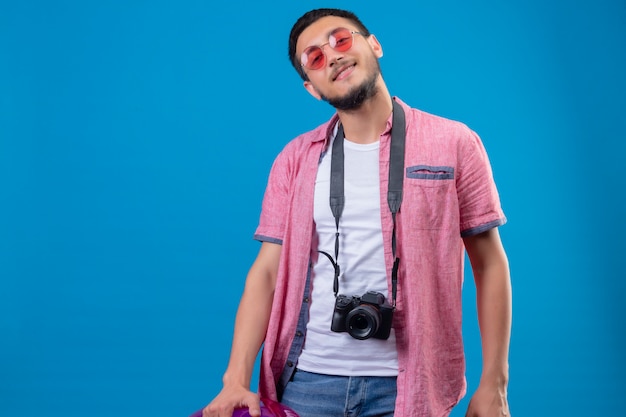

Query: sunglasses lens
[302,46,325,70]
[329,28,354,52]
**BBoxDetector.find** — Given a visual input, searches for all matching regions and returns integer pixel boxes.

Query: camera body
[331,290,394,340]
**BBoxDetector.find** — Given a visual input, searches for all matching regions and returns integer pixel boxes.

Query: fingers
[242,394,262,417]
[202,391,261,417]
[202,403,233,417]
[246,400,262,417]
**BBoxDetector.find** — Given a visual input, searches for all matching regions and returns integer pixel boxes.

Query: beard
[319,63,381,111]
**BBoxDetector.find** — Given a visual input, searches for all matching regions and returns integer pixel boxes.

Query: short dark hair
[288,8,371,81]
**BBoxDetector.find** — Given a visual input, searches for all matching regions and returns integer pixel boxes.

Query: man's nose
[324,47,345,67]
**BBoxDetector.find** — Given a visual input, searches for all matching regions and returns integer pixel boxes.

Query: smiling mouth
[332,64,356,81]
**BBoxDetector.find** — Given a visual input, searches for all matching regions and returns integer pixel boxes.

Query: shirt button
[303,297,309,303]
[296,331,303,337]
[287,361,294,367]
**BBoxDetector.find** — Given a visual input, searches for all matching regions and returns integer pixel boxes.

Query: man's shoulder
[281,115,337,152]
[410,107,470,132]
[294,120,332,142]
[394,99,483,158]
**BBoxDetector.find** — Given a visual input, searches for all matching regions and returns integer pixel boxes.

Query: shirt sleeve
[253,149,292,244]
[456,127,507,237]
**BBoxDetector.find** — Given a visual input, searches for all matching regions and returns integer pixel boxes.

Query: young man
[204,8,512,417]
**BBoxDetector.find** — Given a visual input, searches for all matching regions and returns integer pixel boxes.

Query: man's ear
[368,34,383,58]
[303,80,322,100]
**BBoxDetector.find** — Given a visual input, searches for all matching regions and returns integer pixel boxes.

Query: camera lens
[346,305,381,340]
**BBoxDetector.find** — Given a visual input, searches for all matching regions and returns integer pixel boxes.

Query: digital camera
[330,291,394,340]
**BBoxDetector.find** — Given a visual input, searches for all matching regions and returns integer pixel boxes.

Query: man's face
[296,16,383,110]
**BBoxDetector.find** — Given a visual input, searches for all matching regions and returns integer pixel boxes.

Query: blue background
[1,1,625,416]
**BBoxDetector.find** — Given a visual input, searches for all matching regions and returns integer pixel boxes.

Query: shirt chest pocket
[403,165,456,230]
[406,165,454,182]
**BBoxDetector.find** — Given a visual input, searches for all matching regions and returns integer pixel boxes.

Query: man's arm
[203,241,282,417]
[463,228,512,417]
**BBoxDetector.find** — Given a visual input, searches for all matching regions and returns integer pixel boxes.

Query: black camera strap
[320,99,405,308]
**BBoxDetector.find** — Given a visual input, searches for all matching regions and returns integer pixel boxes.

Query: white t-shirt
[296,133,399,377]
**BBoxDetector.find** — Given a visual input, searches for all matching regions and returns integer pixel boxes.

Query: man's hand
[202,385,261,417]
[465,383,510,417]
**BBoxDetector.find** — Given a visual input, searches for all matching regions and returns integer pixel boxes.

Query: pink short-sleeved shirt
[253,97,506,416]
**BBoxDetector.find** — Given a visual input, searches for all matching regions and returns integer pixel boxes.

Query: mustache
[330,61,356,81]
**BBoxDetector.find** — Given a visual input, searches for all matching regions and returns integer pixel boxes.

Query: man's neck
[336,89,393,145]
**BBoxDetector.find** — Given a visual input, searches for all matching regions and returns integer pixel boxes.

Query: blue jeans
[280,369,397,417]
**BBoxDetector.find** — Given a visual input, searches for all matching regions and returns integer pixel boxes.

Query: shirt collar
[320,97,399,143]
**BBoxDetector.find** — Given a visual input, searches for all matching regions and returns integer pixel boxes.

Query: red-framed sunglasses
[300,27,363,71]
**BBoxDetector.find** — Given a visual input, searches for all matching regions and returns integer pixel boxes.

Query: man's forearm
[222,290,274,388]
[475,260,512,386]
[222,242,280,389]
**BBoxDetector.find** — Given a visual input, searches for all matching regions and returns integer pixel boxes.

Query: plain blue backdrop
[1,1,625,416]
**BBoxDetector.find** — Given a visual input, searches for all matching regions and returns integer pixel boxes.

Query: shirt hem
[253,234,283,244]
[460,217,507,237]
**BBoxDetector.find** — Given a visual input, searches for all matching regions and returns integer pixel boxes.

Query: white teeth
[334,64,354,81]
